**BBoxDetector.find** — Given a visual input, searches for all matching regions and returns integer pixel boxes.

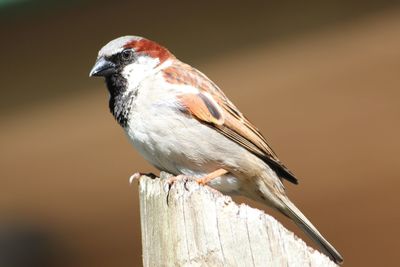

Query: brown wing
[166,62,298,184]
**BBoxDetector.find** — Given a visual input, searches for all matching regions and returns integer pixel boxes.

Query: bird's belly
[124,107,251,194]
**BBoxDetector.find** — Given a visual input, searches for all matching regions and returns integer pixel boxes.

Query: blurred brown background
[1,0,400,266]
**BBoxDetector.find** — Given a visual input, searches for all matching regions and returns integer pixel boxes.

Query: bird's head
[89,36,173,94]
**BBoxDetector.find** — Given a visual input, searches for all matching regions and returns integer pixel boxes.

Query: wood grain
[139,173,337,267]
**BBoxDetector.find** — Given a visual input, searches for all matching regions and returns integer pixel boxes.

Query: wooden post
[138,173,337,267]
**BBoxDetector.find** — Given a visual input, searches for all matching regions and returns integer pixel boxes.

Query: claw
[166,174,187,185]
[129,172,142,185]
[129,172,157,185]
[165,175,193,206]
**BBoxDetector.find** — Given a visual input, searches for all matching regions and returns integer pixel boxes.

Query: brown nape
[123,38,173,64]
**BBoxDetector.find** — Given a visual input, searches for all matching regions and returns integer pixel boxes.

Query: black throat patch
[105,74,136,128]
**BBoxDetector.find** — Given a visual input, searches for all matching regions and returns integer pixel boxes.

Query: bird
[89,35,343,264]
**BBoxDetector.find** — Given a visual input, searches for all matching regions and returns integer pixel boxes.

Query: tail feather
[280,198,343,264]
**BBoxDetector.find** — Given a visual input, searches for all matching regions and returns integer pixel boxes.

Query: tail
[280,197,343,264]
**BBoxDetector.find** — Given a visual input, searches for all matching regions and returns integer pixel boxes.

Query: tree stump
[138,172,337,267]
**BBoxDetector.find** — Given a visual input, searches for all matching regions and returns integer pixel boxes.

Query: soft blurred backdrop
[1,0,399,266]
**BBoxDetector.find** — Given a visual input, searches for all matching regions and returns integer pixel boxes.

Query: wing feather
[166,62,298,184]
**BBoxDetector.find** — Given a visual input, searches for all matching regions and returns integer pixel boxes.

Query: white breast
[122,74,249,193]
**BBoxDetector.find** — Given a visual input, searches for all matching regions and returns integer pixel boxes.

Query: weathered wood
[138,173,337,267]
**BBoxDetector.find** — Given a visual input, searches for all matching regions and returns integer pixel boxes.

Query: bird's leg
[197,168,228,185]
[165,168,228,190]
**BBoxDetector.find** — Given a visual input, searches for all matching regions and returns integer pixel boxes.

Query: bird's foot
[165,174,193,190]
[165,175,194,206]
[129,172,157,185]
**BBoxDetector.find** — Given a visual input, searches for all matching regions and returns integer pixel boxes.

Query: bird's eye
[120,49,134,61]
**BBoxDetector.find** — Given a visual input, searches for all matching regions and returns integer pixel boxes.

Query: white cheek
[122,57,160,90]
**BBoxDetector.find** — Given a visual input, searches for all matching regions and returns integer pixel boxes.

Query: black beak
[89,57,116,77]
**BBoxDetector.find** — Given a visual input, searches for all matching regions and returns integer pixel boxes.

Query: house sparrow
[89,36,343,264]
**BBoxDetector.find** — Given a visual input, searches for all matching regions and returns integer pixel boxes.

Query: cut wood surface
[138,173,337,267]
